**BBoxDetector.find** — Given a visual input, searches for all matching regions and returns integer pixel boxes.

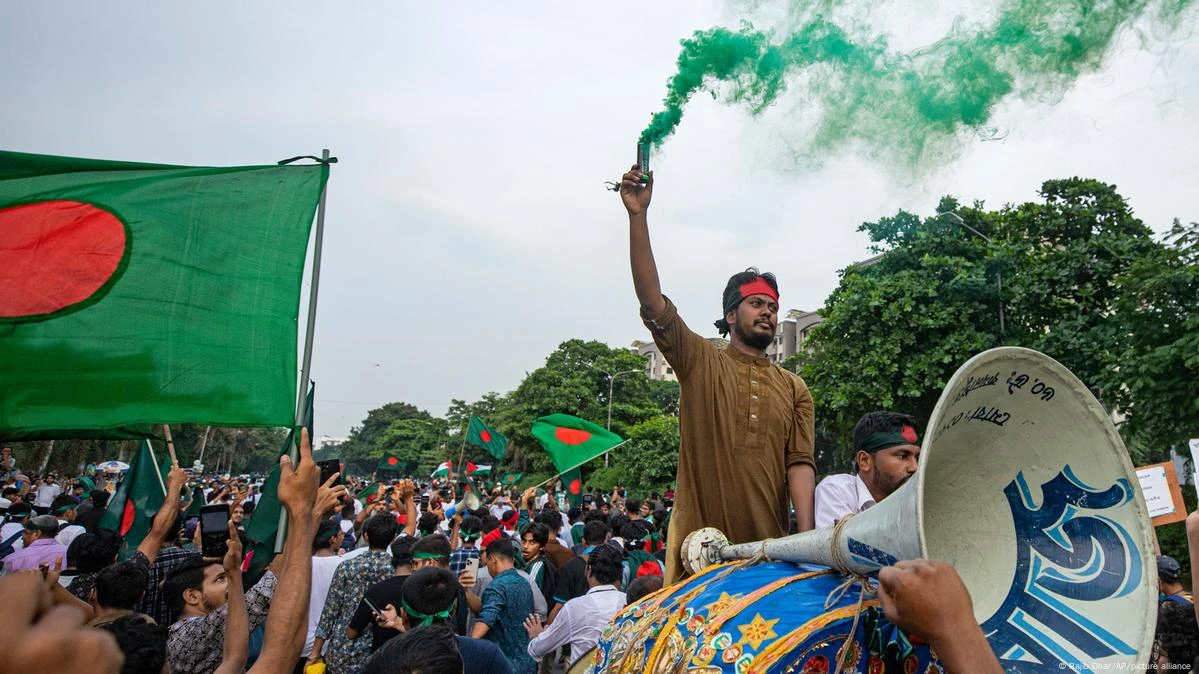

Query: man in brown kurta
[618,162,816,584]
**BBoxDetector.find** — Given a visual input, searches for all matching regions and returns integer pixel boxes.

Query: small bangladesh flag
[562,466,583,510]
[500,472,523,486]
[530,414,625,474]
[431,461,452,479]
[467,416,508,460]
[0,150,327,439]
[98,439,169,557]
[377,454,403,471]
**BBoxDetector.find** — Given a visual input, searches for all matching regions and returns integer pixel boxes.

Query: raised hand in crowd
[246,428,320,674]
[215,519,248,674]
[877,560,1002,674]
[137,464,188,565]
[0,571,124,673]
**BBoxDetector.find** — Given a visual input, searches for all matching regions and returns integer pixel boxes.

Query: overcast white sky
[3,2,1197,438]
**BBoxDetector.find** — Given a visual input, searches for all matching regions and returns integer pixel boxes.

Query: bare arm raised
[621,164,666,319]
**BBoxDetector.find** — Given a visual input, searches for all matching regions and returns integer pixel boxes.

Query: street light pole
[590,365,641,465]
[938,211,1005,336]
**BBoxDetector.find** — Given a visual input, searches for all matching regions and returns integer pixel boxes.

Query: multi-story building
[632,310,823,380]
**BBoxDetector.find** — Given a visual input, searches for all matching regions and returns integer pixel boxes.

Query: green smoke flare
[641,0,1195,166]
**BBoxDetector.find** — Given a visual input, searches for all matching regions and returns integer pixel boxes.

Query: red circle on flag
[569,478,581,494]
[554,428,592,445]
[480,430,491,443]
[901,425,918,444]
[388,456,398,465]
[119,500,136,536]
[0,200,128,319]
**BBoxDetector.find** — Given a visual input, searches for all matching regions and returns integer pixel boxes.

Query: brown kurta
[643,297,815,584]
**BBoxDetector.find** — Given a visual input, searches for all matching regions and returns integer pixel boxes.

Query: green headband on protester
[402,597,453,626]
[857,426,919,454]
[53,504,76,514]
[413,551,447,561]
[314,528,340,545]
[460,528,480,541]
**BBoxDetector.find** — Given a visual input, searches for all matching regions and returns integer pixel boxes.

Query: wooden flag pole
[278,148,332,553]
[161,424,179,467]
[529,440,630,491]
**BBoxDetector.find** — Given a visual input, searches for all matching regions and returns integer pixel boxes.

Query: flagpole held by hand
[162,424,179,467]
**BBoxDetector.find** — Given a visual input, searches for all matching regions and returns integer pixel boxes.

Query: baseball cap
[1158,555,1182,582]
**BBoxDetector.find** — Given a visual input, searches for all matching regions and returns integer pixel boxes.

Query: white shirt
[303,554,347,657]
[814,474,876,529]
[33,483,61,508]
[56,522,86,547]
[0,521,24,553]
[527,584,625,665]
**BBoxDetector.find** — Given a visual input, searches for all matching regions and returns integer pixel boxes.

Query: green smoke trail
[641,0,1196,167]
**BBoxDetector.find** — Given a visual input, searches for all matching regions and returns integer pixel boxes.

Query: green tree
[800,178,1178,471]
[1100,219,1199,463]
[505,339,658,476]
[337,402,432,471]
[620,415,680,494]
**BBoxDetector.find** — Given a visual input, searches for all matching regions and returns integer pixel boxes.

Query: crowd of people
[0,161,1191,672]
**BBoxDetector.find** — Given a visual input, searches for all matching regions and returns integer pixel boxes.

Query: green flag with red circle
[98,439,169,558]
[377,454,404,472]
[0,150,327,439]
[530,413,624,474]
[466,415,507,460]
[562,466,584,510]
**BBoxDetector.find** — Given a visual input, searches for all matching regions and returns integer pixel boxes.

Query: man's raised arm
[621,163,666,318]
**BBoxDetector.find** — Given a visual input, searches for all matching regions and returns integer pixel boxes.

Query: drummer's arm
[878,561,1003,674]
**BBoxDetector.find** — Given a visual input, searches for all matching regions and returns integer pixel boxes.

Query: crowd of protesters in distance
[3,438,1198,673]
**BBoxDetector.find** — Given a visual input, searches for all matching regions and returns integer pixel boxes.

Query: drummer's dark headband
[858,424,919,454]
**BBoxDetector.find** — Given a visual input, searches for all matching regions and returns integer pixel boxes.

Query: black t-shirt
[351,574,409,652]
[553,556,589,605]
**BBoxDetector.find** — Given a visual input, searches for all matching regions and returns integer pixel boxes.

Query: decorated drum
[584,560,943,674]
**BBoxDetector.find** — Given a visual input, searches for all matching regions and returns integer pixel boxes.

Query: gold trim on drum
[745,601,881,674]
[702,570,834,636]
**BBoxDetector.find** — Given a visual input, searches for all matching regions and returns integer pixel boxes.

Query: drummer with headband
[619,163,817,584]
[814,411,921,528]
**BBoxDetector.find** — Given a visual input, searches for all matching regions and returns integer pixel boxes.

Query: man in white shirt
[32,474,62,514]
[0,502,32,554]
[524,542,625,668]
[814,411,921,529]
[52,495,87,547]
[303,520,349,664]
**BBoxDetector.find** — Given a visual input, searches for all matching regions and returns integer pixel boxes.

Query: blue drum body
[587,561,944,674]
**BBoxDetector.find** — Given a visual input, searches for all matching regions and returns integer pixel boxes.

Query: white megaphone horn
[443,488,481,519]
[681,347,1157,671]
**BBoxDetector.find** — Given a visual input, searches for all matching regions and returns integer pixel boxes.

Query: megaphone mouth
[915,347,1155,668]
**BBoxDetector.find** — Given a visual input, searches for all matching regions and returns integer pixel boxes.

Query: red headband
[739,278,778,303]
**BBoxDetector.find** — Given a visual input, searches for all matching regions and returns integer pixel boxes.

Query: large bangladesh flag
[530,414,625,473]
[0,150,328,439]
[466,416,507,460]
[99,439,169,558]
